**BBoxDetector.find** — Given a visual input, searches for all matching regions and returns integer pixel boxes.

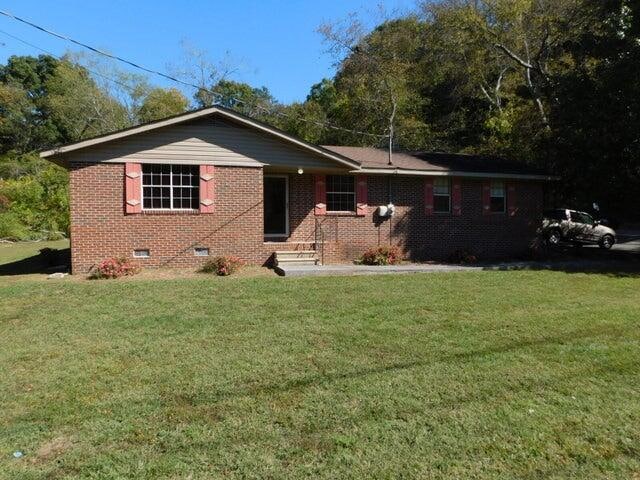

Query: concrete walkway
[275,258,640,277]
[276,263,489,277]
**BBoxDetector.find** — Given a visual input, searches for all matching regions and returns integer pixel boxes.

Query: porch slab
[274,263,480,277]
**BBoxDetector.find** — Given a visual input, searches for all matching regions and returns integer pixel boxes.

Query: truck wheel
[547,229,561,246]
[599,235,614,250]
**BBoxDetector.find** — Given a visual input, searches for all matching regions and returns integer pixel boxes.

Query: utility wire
[0,9,388,139]
[0,28,141,95]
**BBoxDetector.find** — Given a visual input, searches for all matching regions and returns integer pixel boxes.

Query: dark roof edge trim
[353,167,558,181]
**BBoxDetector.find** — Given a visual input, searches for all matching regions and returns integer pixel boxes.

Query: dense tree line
[1,0,638,239]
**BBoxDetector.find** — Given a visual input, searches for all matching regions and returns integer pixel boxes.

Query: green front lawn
[1,271,639,478]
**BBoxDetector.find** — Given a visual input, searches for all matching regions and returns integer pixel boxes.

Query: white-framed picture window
[142,164,199,210]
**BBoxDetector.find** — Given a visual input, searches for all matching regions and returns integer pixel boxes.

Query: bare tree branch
[494,43,533,69]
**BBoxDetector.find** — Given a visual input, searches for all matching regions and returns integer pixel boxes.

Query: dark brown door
[264,176,288,236]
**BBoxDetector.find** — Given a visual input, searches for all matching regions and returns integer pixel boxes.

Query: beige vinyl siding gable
[63,117,348,169]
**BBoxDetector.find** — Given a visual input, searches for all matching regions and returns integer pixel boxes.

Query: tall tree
[136,87,189,123]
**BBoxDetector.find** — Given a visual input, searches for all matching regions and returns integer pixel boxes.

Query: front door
[264,175,288,237]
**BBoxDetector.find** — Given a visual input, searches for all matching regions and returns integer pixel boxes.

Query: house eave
[352,167,557,181]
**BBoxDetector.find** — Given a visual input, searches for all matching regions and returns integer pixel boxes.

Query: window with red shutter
[424,178,434,216]
[314,174,327,215]
[125,163,142,214]
[482,181,491,215]
[507,182,517,217]
[199,165,215,214]
[452,178,462,216]
[356,175,368,216]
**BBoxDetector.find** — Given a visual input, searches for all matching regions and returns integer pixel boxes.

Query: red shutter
[482,180,491,215]
[125,163,142,214]
[356,175,368,216]
[314,174,327,215]
[424,178,434,216]
[507,182,517,217]
[452,178,462,216]
[199,165,215,213]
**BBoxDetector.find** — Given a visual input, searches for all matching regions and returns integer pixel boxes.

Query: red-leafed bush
[200,255,245,276]
[89,257,138,279]
[447,249,478,264]
[359,245,401,265]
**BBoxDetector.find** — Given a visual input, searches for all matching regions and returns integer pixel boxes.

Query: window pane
[142,164,199,210]
[434,195,450,213]
[433,178,450,195]
[327,193,355,212]
[490,181,505,197]
[327,175,355,193]
[490,196,505,213]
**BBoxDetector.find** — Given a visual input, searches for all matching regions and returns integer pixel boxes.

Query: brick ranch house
[40,106,552,274]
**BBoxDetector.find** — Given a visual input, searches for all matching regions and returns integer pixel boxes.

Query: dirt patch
[32,435,73,463]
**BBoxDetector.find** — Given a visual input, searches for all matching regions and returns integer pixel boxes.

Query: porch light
[297,168,304,175]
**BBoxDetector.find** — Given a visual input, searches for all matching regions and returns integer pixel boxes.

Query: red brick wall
[287,174,543,263]
[69,163,543,273]
[69,162,265,273]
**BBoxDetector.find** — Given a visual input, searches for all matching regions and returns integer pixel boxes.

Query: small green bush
[200,255,244,276]
[359,245,401,265]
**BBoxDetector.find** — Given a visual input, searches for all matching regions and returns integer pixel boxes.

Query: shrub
[200,255,244,276]
[89,257,138,279]
[359,245,401,265]
[0,211,31,240]
[447,249,478,264]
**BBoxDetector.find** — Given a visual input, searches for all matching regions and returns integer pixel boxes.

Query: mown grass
[0,239,69,265]
[1,270,639,478]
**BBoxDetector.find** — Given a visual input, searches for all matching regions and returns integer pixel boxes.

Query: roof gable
[40,106,360,170]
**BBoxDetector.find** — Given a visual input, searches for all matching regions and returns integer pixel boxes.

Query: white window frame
[433,178,451,213]
[326,175,356,213]
[142,164,199,211]
[490,180,506,214]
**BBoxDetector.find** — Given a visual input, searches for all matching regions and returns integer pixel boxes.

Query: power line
[0,28,141,96]
[0,9,388,139]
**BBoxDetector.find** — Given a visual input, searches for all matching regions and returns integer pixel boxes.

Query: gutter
[352,167,558,181]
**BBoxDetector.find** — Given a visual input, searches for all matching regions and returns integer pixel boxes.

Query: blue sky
[0,0,417,104]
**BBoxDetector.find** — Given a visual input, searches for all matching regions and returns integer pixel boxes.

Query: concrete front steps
[274,250,319,268]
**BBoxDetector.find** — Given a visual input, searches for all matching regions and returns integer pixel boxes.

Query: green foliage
[0,211,30,240]
[0,55,192,239]
[197,79,277,114]
[0,153,69,240]
[311,0,640,219]
[137,87,189,123]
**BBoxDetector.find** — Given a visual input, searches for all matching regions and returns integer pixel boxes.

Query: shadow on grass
[0,247,70,276]
[170,323,631,406]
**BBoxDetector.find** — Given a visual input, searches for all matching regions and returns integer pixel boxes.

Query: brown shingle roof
[322,146,548,176]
